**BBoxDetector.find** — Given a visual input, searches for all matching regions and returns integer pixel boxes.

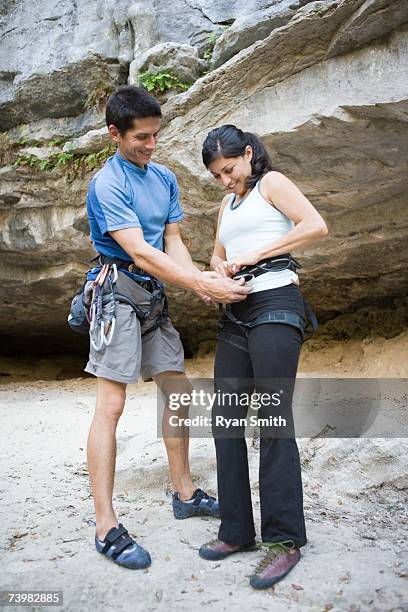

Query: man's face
[108,116,161,168]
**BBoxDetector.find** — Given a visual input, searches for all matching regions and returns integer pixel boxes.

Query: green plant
[139,71,192,95]
[49,137,64,147]
[54,152,74,167]
[85,84,114,111]
[313,5,325,16]
[13,145,116,180]
[14,151,74,171]
[203,32,218,60]
[14,153,40,168]
[77,145,116,173]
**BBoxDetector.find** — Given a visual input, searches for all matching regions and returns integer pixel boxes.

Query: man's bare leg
[87,377,126,539]
[153,371,195,501]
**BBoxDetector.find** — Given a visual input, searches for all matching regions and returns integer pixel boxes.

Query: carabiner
[90,320,105,351]
[103,317,116,346]
[110,263,118,283]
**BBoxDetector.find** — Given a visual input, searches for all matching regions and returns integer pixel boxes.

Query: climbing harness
[233,253,301,282]
[67,255,168,351]
[219,254,318,351]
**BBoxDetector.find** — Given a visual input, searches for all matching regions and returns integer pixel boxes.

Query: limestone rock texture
[0,0,408,352]
[211,0,312,68]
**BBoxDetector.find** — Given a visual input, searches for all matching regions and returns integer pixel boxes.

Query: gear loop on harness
[82,254,169,351]
[88,265,117,351]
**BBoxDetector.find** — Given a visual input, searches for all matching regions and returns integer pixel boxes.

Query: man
[84,86,249,569]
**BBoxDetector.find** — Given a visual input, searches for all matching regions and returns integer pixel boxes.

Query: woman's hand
[225,250,260,276]
[213,260,231,278]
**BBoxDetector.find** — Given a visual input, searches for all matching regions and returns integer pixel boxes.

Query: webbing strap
[98,254,151,281]
[192,490,205,506]
[233,254,300,281]
[93,266,167,324]
[218,310,307,351]
[111,536,135,559]
[223,308,306,335]
[304,299,318,332]
[101,524,128,554]
[112,293,148,320]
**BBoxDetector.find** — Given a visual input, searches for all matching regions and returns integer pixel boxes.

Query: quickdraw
[88,264,118,351]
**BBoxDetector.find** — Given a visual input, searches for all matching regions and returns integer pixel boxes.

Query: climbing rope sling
[67,256,168,351]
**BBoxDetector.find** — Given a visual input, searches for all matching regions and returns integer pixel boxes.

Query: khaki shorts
[84,302,184,384]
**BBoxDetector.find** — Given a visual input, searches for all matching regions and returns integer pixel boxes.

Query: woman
[198,125,328,589]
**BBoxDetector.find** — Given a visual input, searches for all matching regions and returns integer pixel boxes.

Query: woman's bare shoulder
[261,171,292,189]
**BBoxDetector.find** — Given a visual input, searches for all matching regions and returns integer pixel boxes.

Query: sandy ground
[0,333,408,612]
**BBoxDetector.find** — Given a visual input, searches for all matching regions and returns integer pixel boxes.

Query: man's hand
[197,271,222,306]
[197,291,216,306]
[198,271,250,304]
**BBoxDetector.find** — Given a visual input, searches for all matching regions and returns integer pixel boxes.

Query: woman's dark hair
[202,124,273,188]
[106,86,162,135]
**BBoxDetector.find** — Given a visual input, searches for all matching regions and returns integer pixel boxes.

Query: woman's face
[208,146,253,196]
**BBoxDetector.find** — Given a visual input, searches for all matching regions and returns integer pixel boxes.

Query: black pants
[213,284,307,547]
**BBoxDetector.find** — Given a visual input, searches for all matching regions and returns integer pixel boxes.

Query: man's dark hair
[106,86,162,134]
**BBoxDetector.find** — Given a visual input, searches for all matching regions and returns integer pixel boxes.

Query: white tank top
[218,180,298,293]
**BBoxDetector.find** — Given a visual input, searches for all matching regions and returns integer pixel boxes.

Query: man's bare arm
[109,227,249,303]
[164,223,215,304]
[163,222,199,273]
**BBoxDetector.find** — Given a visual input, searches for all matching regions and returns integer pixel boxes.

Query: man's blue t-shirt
[87,151,184,262]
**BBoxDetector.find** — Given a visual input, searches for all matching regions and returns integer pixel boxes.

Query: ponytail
[243,132,273,188]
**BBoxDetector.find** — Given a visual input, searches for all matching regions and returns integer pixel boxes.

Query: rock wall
[1,0,408,352]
